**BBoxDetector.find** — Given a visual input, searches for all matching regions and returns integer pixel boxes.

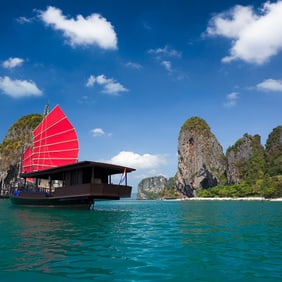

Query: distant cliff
[175,117,226,197]
[137,176,167,200]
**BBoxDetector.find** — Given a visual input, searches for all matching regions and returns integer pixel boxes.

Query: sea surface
[0,199,281,282]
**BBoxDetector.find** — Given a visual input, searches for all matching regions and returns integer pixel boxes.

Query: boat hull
[9,182,131,208]
[10,193,94,208]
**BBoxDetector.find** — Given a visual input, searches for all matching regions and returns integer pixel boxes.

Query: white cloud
[206,1,282,64]
[86,74,128,95]
[161,60,172,72]
[0,76,42,98]
[39,6,117,49]
[148,45,182,58]
[2,57,24,69]
[224,92,239,107]
[90,128,112,137]
[256,78,282,92]
[148,45,182,75]
[91,128,105,137]
[86,75,95,87]
[206,5,256,38]
[125,61,142,70]
[108,151,167,170]
[148,46,181,75]
[16,16,33,24]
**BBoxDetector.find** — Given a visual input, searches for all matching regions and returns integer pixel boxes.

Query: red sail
[21,105,79,173]
[21,145,33,173]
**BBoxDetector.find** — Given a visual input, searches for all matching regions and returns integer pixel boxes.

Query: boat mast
[18,146,24,178]
[44,104,50,116]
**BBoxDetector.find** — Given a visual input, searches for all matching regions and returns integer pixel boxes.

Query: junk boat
[9,105,135,208]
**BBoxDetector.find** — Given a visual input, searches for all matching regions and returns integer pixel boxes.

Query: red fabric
[21,105,79,172]
[21,145,33,173]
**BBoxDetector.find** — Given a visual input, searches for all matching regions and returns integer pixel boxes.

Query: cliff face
[175,117,226,197]
[137,176,167,199]
[265,126,282,176]
[226,134,265,184]
[0,113,42,192]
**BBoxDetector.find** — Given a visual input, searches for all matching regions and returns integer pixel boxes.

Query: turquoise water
[0,200,281,281]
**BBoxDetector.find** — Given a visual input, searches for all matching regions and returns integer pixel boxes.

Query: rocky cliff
[226,134,265,184]
[137,176,167,199]
[265,126,282,176]
[0,113,42,193]
[175,117,226,197]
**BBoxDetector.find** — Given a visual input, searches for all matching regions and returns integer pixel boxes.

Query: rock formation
[0,113,42,193]
[137,116,281,199]
[226,134,265,184]
[137,176,167,199]
[175,117,226,197]
[265,126,282,176]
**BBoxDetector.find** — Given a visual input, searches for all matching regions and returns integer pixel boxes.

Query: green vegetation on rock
[0,114,43,171]
[265,126,282,177]
[161,177,182,199]
[204,127,282,198]
[227,134,265,185]
[197,175,282,198]
[180,116,211,137]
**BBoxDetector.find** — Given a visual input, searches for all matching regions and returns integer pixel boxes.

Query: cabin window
[94,178,102,184]
[67,170,83,186]
[71,172,78,185]
[82,168,92,184]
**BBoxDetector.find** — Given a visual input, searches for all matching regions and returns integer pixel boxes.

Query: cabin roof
[20,161,135,179]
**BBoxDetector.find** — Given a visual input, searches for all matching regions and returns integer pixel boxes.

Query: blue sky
[1,0,282,191]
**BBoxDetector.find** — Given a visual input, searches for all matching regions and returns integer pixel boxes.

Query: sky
[1,0,282,191]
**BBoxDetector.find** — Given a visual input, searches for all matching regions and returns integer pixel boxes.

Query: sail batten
[33,148,79,153]
[33,118,73,141]
[34,128,77,141]
[33,140,79,149]
[33,116,68,137]
[33,136,75,145]
[21,105,79,173]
